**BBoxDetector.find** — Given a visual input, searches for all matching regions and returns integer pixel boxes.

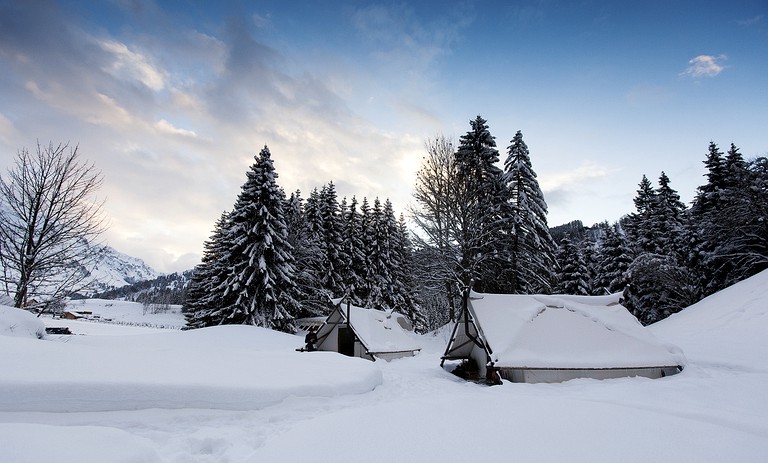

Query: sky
[1,0,766,273]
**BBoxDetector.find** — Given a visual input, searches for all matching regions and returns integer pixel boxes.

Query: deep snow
[1,270,768,462]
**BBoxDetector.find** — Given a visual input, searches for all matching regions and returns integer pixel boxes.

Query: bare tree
[0,142,106,310]
[410,135,481,320]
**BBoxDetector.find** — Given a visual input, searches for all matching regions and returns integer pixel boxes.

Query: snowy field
[2,270,768,462]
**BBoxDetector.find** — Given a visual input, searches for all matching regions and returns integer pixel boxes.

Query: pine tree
[339,196,365,305]
[650,171,687,257]
[285,191,325,317]
[502,130,556,293]
[625,175,656,254]
[454,116,510,291]
[364,198,390,309]
[704,145,768,288]
[395,213,428,332]
[183,211,233,328]
[555,236,590,295]
[593,223,633,295]
[218,146,298,332]
[318,182,347,297]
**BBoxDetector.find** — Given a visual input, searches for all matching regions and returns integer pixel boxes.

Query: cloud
[540,162,612,207]
[155,119,197,138]
[99,39,166,91]
[0,112,14,142]
[0,2,455,272]
[736,15,763,27]
[681,55,727,78]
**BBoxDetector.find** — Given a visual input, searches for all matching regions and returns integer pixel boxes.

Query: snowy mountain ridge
[83,245,161,294]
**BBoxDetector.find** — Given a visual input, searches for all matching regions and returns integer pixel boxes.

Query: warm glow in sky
[1,0,766,272]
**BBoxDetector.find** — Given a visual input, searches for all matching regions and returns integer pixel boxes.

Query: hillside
[83,245,161,294]
[1,270,767,462]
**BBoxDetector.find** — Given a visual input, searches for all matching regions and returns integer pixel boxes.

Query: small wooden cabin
[442,292,684,383]
[314,299,421,361]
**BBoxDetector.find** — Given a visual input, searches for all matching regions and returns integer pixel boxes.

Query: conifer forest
[183,116,768,332]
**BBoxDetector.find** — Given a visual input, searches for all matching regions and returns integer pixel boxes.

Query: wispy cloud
[681,54,727,78]
[99,40,166,91]
[736,15,763,27]
[155,119,197,138]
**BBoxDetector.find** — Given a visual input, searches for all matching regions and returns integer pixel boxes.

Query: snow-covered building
[313,299,421,361]
[442,292,684,383]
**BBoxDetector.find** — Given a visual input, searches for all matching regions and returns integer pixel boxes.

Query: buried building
[312,298,421,361]
[442,291,684,384]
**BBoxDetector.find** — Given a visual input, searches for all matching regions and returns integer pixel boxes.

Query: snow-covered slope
[0,305,45,339]
[650,268,768,371]
[84,245,160,293]
[1,271,767,463]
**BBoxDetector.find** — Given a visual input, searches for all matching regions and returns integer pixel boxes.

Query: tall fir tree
[502,130,556,293]
[318,182,347,297]
[218,146,298,332]
[285,190,325,317]
[183,211,233,328]
[702,144,768,289]
[625,174,656,254]
[650,171,688,257]
[593,223,633,295]
[341,196,368,306]
[454,116,510,291]
[555,236,590,295]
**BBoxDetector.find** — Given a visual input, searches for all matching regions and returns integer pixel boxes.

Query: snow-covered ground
[2,270,768,462]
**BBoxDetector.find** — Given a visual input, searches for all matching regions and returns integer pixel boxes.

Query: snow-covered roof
[336,303,420,354]
[468,292,684,369]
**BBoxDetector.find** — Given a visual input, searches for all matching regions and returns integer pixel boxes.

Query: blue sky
[1,0,766,272]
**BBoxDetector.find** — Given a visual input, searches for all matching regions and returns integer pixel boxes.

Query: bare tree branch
[0,142,106,310]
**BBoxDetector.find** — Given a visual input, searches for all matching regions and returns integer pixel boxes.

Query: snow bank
[651,268,768,371]
[0,325,382,412]
[1,423,162,463]
[0,305,45,339]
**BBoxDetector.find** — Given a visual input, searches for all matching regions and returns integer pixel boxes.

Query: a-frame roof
[446,292,684,369]
[321,301,421,355]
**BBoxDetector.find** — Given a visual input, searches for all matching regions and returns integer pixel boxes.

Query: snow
[0,305,45,339]
[469,292,683,368]
[60,298,185,329]
[2,269,768,462]
[336,303,421,353]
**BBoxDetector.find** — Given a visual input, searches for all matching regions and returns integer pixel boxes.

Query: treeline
[552,142,768,324]
[183,147,425,333]
[182,115,766,333]
[93,271,191,306]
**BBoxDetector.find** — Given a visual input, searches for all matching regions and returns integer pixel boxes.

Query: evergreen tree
[454,116,510,291]
[340,196,367,306]
[625,175,656,254]
[704,146,768,288]
[364,198,390,309]
[183,211,232,328]
[218,146,298,332]
[593,223,633,295]
[650,172,687,257]
[285,190,325,317]
[555,236,590,295]
[502,130,556,293]
[395,213,428,332]
[623,253,701,325]
[318,182,347,297]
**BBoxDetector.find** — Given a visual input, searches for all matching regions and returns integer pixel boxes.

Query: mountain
[82,245,161,295]
[93,270,192,306]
